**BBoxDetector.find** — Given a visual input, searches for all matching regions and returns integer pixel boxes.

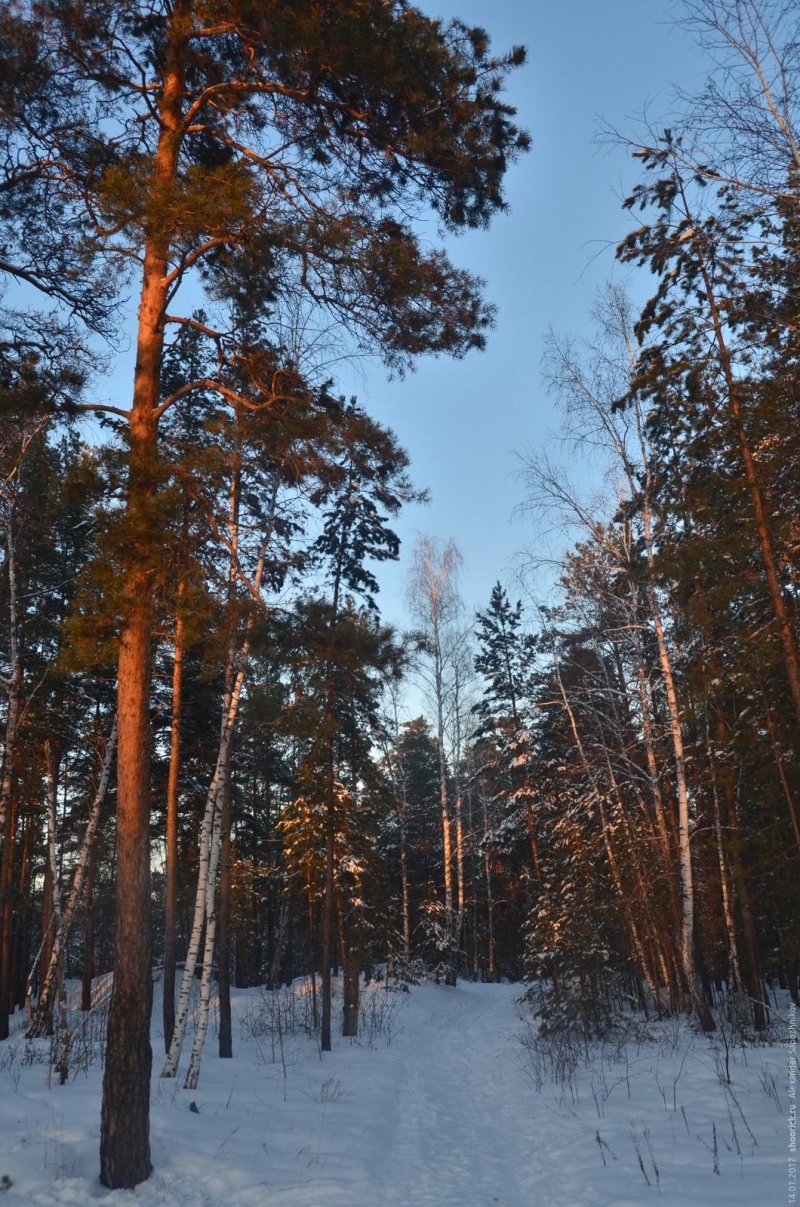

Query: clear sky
[85,2,711,631]
[340,0,711,629]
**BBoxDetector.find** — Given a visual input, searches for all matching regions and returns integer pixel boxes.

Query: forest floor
[0,976,791,1205]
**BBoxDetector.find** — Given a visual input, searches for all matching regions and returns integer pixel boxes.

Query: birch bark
[28,717,117,1037]
[161,538,266,1081]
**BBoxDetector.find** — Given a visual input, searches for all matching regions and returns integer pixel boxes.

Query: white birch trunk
[160,662,243,1078]
[433,626,455,977]
[45,743,62,936]
[627,573,680,892]
[183,789,223,1089]
[409,539,462,983]
[639,494,703,1017]
[29,717,117,1036]
[0,508,22,839]
[428,610,452,907]
[629,394,712,1027]
[161,537,266,1080]
[36,742,63,1040]
[399,809,411,966]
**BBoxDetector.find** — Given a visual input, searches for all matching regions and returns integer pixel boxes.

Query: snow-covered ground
[0,977,791,1205]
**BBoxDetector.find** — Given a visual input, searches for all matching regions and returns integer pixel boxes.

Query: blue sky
[83,2,711,629]
[342,0,710,628]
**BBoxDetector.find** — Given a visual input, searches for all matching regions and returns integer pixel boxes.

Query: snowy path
[373,981,552,1207]
[269,980,552,1207]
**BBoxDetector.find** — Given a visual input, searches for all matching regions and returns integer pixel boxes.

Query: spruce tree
[305,404,416,1049]
[474,584,542,880]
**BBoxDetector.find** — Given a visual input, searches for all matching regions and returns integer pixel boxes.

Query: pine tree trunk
[689,643,746,1011]
[725,369,800,727]
[0,795,17,1039]
[309,962,318,1028]
[0,504,22,1040]
[215,440,241,1061]
[321,808,334,1051]
[467,786,479,980]
[262,781,274,989]
[523,801,543,883]
[100,572,154,1188]
[217,756,233,1059]
[14,817,33,1013]
[320,607,343,1047]
[482,800,496,981]
[269,899,290,993]
[283,903,295,988]
[38,852,54,1034]
[301,891,317,1025]
[454,787,465,963]
[398,813,411,966]
[596,789,658,1009]
[763,696,800,856]
[342,946,359,1038]
[100,4,189,1181]
[0,505,22,840]
[82,846,94,1013]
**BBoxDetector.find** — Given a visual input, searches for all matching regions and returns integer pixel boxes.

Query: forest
[0,0,798,1203]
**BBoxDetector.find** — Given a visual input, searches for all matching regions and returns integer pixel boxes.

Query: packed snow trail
[268,980,553,1207]
[370,981,552,1206]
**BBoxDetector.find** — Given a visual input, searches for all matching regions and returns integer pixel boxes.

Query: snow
[0,978,791,1205]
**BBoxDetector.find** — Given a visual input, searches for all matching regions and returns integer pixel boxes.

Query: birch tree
[408,537,464,985]
[27,717,117,1038]
[162,517,269,1085]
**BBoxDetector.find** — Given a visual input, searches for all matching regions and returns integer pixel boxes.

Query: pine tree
[618,131,800,732]
[0,7,528,1180]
